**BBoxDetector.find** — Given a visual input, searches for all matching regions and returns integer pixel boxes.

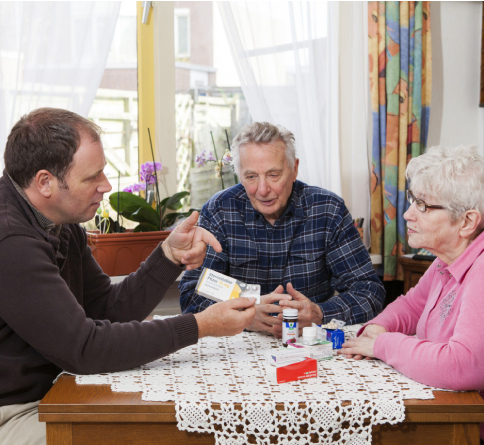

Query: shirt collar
[8,174,61,237]
[243,180,306,223]
[443,230,484,283]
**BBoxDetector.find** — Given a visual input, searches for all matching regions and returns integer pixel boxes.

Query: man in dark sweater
[0,108,256,445]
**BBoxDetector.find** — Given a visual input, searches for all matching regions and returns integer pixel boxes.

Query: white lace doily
[76,322,442,445]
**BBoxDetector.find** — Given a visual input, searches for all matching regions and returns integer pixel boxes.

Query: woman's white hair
[406,145,484,226]
[231,122,297,176]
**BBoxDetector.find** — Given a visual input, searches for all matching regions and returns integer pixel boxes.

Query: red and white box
[266,357,318,384]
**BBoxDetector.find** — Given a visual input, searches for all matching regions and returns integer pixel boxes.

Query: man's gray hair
[406,145,484,226]
[231,122,297,176]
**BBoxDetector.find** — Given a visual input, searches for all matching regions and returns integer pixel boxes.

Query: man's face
[51,134,112,224]
[239,141,298,225]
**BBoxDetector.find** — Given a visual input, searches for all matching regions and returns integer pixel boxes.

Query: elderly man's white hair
[231,122,297,176]
[406,145,484,226]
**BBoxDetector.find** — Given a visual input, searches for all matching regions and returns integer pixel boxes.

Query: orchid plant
[122,161,163,193]
[194,130,237,190]
[97,127,195,233]
[107,161,193,232]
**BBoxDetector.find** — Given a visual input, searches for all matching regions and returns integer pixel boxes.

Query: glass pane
[177,15,189,56]
[174,2,252,209]
[85,1,138,230]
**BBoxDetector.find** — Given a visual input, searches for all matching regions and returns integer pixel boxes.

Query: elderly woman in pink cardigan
[340,146,484,398]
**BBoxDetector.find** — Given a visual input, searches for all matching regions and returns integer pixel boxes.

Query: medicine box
[195,268,261,304]
[287,340,333,360]
[265,348,308,368]
[326,329,345,349]
[266,357,318,384]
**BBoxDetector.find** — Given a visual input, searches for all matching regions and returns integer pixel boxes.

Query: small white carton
[265,348,309,368]
[195,268,261,304]
[287,339,333,360]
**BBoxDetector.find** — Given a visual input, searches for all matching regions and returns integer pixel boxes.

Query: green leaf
[165,191,190,206]
[110,192,150,211]
[162,209,197,228]
[133,222,160,232]
[131,206,161,227]
[160,191,190,223]
[166,202,183,211]
[109,192,160,228]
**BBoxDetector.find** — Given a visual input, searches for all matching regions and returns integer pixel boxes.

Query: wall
[428,2,482,154]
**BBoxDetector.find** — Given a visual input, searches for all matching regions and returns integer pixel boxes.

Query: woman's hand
[338,324,387,360]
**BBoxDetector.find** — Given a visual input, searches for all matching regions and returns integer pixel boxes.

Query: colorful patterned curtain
[369,1,431,280]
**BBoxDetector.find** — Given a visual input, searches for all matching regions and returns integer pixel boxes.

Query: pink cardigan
[370,230,484,393]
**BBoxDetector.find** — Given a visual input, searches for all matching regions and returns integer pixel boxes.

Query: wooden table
[39,375,484,445]
[398,256,434,293]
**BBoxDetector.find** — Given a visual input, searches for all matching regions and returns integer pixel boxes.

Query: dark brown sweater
[0,173,199,406]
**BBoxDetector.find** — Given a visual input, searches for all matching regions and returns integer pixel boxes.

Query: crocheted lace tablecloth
[76,322,443,445]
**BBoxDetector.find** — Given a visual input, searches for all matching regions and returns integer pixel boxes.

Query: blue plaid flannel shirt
[179,181,384,324]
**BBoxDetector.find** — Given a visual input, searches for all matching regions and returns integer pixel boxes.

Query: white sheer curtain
[0,2,121,171]
[338,2,371,246]
[218,1,341,194]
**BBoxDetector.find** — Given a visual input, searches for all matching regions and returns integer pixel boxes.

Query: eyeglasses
[406,190,445,213]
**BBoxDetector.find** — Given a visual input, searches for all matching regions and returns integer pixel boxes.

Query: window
[174,2,251,208]
[175,8,190,60]
[88,2,138,195]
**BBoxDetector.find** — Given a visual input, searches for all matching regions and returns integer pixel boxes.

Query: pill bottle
[282,309,299,346]
[301,326,317,345]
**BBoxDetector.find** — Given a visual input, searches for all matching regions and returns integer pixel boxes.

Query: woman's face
[404,192,460,257]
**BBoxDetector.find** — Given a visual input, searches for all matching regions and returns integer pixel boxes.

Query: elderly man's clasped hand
[245,285,291,336]
[246,282,324,338]
[276,283,324,336]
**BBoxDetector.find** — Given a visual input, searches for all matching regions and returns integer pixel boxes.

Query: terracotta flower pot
[86,230,171,276]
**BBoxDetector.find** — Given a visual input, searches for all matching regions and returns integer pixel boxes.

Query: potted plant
[87,160,194,276]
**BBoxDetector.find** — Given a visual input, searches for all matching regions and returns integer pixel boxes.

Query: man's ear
[460,210,482,240]
[34,170,55,198]
[293,158,299,181]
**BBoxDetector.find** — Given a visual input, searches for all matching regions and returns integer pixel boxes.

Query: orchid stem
[210,131,225,190]
[148,128,163,230]
[225,129,238,184]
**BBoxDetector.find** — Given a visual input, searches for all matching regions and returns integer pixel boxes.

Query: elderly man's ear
[460,210,482,239]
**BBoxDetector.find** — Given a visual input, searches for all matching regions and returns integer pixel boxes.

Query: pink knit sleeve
[373,258,484,391]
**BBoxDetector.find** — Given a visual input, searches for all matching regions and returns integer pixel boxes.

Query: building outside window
[174,2,252,209]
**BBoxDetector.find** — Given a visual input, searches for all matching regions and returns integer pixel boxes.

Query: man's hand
[161,211,222,270]
[277,283,323,334]
[245,285,292,337]
[194,297,256,338]
[338,324,387,360]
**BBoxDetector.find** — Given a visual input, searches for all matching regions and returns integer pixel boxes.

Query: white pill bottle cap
[282,308,298,318]
[302,326,317,339]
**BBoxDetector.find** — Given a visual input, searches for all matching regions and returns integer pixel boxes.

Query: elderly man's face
[239,141,298,225]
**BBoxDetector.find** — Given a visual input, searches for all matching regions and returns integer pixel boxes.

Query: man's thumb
[177,211,199,233]
[231,296,256,308]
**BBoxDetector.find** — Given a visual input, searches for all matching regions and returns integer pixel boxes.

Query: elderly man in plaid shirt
[180,122,384,337]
